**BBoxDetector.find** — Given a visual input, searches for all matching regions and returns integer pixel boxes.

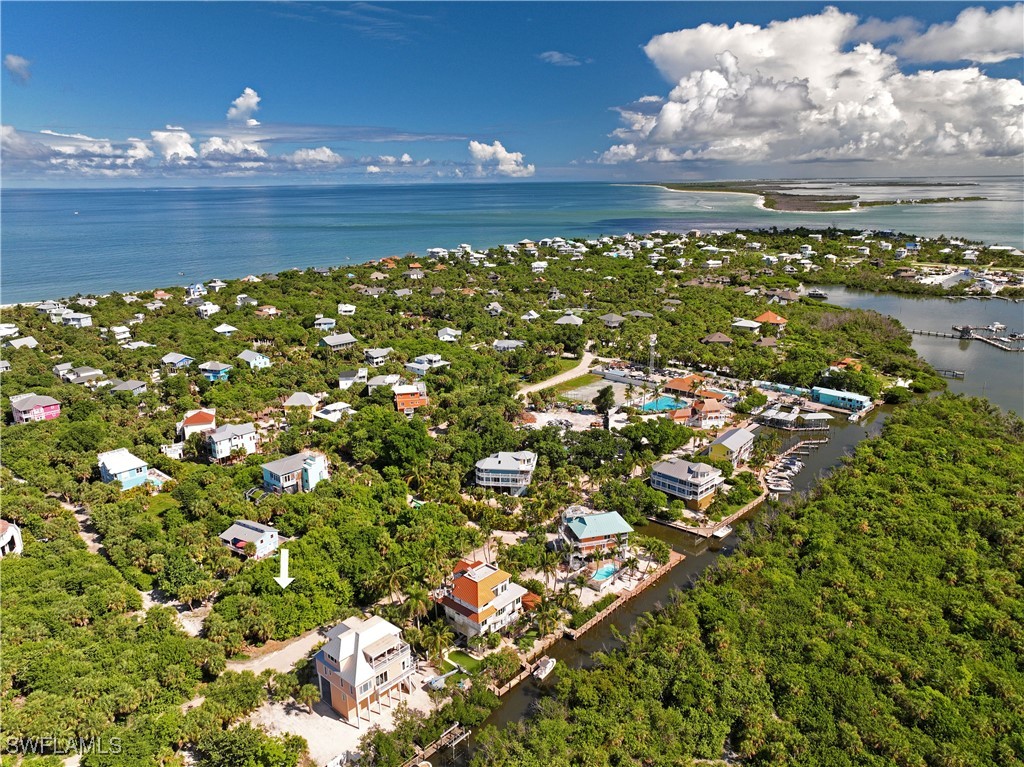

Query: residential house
[0,361,10,374]
[0,520,24,558]
[393,288,413,299]
[650,458,724,511]
[314,317,337,332]
[475,450,537,496]
[198,361,232,382]
[394,382,428,415]
[338,303,357,316]
[58,365,106,386]
[485,302,504,317]
[236,294,259,308]
[554,312,584,326]
[520,310,541,321]
[153,290,174,300]
[110,326,132,343]
[430,287,446,298]
[366,373,402,393]
[219,520,278,559]
[559,506,633,557]
[10,393,61,424]
[404,354,449,377]
[364,347,393,367]
[599,313,626,329]
[626,310,654,319]
[688,399,728,430]
[161,352,195,369]
[196,302,221,319]
[700,332,734,346]
[214,323,238,337]
[369,270,387,280]
[320,333,358,351]
[185,283,207,299]
[313,402,354,423]
[703,427,756,467]
[207,423,259,460]
[5,336,39,350]
[62,312,93,328]
[237,349,272,369]
[437,327,462,343]
[338,368,368,390]
[531,260,548,273]
[208,279,227,292]
[98,448,166,491]
[439,560,527,638]
[754,336,778,349]
[811,386,872,412]
[314,616,414,727]
[730,318,761,335]
[754,310,788,331]
[109,379,148,396]
[255,305,281,318]
[362,287,387,298]
[261,452,329,494]
[177,409,217,440]
[283,392,321,411]
[492,339,525,352]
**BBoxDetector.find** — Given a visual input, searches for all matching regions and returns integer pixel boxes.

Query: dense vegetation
[471,395,1024,766]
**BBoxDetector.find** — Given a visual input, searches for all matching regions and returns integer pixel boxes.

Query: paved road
[518,351,596,397]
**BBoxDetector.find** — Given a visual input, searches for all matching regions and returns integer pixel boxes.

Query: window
[359,681,371,695]
[375,671,388,686]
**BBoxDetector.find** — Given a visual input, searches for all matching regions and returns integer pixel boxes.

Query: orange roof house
[439,560,528,637]
[754,310,788,326]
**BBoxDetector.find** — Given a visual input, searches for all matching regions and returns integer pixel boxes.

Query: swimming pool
[638,395,686,412]
[592,563,619,582]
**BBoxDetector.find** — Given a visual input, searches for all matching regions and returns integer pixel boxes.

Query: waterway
[431,289,1019,765]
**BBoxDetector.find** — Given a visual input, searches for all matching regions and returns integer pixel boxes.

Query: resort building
[663,374,717,399]
[218,520,279,559]
[438,560,527,638]
[688,399,728,430]
[650,458,724,511]
[811,386,872,412]
[703,427,757,467]
[207,423,259,460]
[9,393,61,424]
[475,450,537,495]
[314,616,414,727]
[261,452,329,494]
[393,382,429,415]
[0,520,24,557]
[559,506,633,557]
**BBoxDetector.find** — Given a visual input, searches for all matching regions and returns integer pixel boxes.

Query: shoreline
[645,183,863,214]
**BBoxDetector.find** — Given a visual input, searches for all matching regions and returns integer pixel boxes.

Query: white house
[196,302,221,319]
[438,327,462,343]
[207,423,259,460]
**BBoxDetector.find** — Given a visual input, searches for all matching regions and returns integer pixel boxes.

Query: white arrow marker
[274,548,295,589]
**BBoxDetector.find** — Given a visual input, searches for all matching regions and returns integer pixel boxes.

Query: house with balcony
[394,382,428,415]
[218,519,278,559]
[338,368,368,390]
[198,361,232,382]
[10,393,61,424]
[320,332,358,352]
[703,427,756,467]
[161,352,195,370]
[404,354,450,377]
[475,450,537,496]
[207,423,259,461]
[261,452,329,494]
[62,312,93,328]
[196,302,221,319]
[236,350,272,370]
[364,347,393,367]
[559,506,633,557]
[177,408,216,440]
[313,317,337,332]
[439,560,527,638]
[98,448,166,491]
[650,458,724,511]
[688,398,728,430]
[314,615,414,727]
[337,303,357,316]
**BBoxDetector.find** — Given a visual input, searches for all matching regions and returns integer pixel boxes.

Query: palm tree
[404,584,432,629]
[535,599,560,637]
[422,620,454,668]
[538,549,561,593]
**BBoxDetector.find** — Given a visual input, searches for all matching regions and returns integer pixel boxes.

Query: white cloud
[3,54,31,83]
[468,140,536,177]
[227,87,262,120]
[604,7,1024,167]
[285,146,344,165]
[365,165,381,174]
[246,118,261,127]
[892,4,1024,63]
[538,51,588,67]
[850,16,921,43]
[150,125,198,162]
[199,136,268,161]
[400,152,413,164]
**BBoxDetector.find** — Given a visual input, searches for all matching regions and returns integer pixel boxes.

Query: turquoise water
[593,563,618,582]
[640,395,687,412]
[2,177,1021,303]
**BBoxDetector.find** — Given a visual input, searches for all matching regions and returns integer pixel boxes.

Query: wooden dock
[935,368,966,379]
[400,723,469,767]
[907,324,1024,352]
[909,328,958,339]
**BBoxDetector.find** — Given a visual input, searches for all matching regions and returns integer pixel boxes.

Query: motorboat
[768,484,792,493]
[533,656,556,681]
[807,288,829,300]
[712,526,733,539]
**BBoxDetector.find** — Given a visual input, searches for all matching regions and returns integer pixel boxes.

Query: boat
[712,525,733,539]
[533,656,556,681]
[768,484,792,493]
[806,288,829,300]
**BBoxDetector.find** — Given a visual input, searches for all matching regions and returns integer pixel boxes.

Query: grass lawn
[447,650,482,673]
[546,373,602,396]
[148,493,181,515]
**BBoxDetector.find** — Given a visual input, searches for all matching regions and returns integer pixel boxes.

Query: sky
[2,1,1022,187]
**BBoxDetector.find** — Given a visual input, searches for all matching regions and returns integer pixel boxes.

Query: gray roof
[708,427,756,453]
[599,313,626,323]
[162,352,193,364]
[283,392,319,407]
[321,332,357,347]
[492,339,525,351]
[262,453,313,475]
[11,394,60,411]
[199,361,232,371]
[651,458,722,481]
[364,347,393,359]
[554,314,584,326]
[237,350,268,363]
[220,519,277,544]
[110,379,146,393]
[475,450,536,471]
[208,423,257,440]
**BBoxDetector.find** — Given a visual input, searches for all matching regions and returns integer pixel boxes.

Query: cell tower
[646,334,657,407]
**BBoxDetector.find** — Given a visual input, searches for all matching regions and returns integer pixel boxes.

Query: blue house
[97,448,158,490]
[199,361,233,382]
[161,352,195,369]
[811,386,872,412]
[262,452,329,494]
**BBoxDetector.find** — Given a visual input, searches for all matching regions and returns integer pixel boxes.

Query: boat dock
[398,723,469,767]
[909,325,1024,352]
[934,368,966,379]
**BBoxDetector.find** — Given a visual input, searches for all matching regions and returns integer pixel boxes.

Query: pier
[399,723,469,767]
[908,328,958,339]
[934,368,966,379]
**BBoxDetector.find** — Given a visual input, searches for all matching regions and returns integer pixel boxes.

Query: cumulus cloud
[365,165,381,174]
[892,4,1024,63]
[468,140,536,177]
[538,51,589,67]
[285,146,345,165]
[227,87,261,120]
[1,126,157,176]
[601,7,1023,167]
[3,54,31,83]
[199,136,268,161]
[150,125,198,162]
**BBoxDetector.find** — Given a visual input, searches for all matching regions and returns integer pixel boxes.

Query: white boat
[768,483,792,492]
[712,526,733,539]
[533,656,556,681]
[807,288,829,300]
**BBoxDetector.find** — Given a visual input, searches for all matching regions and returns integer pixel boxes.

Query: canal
[433,288,1020,765]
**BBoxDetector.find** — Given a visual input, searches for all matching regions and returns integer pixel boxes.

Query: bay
[2,177,1021,304]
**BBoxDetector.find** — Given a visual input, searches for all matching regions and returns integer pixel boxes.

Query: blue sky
[2,2,1022,186]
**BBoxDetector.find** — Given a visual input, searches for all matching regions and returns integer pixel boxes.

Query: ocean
[2,178,1022,304]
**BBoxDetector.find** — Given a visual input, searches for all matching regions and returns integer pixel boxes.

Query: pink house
[10,393,61,424]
